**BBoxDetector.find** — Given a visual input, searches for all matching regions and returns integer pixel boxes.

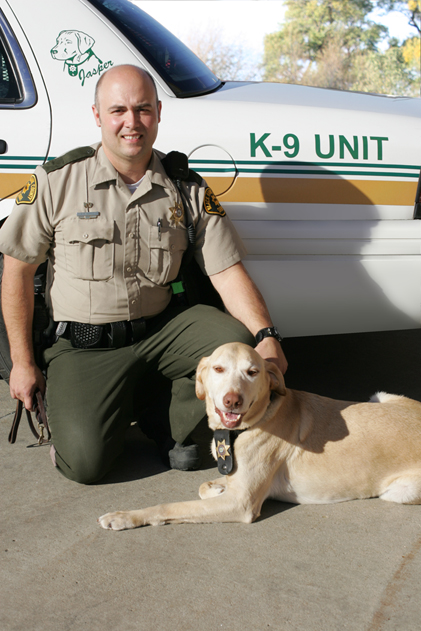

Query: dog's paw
[199,480,226,499]
[98,511,136,530]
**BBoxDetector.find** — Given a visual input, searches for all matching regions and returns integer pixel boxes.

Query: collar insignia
[216,439,231,461]
[169,202,184,224]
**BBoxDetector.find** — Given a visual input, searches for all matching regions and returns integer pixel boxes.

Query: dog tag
[214,429,235,474]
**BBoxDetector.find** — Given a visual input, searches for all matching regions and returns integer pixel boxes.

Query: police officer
[0,65,287,483]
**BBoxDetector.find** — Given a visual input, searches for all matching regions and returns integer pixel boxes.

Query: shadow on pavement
[99,417,216,485]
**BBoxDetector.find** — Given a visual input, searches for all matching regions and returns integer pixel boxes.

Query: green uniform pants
[43,305,254,484]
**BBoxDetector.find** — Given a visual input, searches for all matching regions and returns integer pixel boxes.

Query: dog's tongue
[222,411,242,429]
[215,407,243,428]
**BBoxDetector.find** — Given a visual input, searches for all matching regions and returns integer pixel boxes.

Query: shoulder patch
[16,174,38,205]
[42,146,96,174]
[203,187,226,217]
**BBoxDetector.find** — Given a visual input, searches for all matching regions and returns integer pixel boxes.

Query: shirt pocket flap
[63,218,115,244]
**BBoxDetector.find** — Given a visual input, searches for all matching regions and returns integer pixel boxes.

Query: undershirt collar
[126,176,145,194]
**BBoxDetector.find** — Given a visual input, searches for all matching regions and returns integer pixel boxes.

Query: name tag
[77,212,100,219]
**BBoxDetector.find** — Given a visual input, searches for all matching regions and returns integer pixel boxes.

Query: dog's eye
[213,366,225,373]
[247,369,259,377]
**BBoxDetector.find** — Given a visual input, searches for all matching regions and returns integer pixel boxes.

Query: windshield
[87,0,222,97]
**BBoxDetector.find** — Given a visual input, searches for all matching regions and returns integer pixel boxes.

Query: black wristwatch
[255,326,283,345]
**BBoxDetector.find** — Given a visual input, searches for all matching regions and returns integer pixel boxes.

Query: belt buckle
[107,321,127,348]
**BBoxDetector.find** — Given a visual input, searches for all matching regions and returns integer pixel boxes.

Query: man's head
[92,65,162,181]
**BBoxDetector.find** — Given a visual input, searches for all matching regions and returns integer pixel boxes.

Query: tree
[262,0,420,96]
[407,0,421,33]
[185,26,259,81]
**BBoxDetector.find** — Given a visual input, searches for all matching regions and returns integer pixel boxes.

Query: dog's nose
[223,392,243,409]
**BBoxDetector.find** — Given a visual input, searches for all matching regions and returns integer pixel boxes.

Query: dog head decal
[51,30,95,63]
[50,30,110,83]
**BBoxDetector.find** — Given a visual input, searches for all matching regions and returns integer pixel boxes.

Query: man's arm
[2,255,45,410]
[209,261,288,374]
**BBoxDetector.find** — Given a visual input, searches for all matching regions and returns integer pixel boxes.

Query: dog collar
[214,428,246,474]
[65,50,96,76]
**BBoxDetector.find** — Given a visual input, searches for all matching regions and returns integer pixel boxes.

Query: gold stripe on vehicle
[1,174,417,206]
[0,174,31,198]
[209,177,417,205]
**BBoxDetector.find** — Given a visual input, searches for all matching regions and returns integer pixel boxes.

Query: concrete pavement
[2,330,421,631]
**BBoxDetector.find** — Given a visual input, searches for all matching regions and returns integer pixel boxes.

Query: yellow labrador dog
[98,342,421,530]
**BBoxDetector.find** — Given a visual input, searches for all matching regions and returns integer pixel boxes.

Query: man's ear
[265,360,286,396]
[195,356,209,400]
[92,104,101,128]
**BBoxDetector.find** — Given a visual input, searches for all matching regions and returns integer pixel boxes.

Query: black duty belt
[56,316,152,349]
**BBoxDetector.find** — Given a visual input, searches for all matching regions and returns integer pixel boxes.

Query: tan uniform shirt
[0,143,246,323]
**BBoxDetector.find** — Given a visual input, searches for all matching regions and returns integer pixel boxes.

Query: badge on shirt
[16,174,38,205]
[203,187,226,217]
[169,201,184,225]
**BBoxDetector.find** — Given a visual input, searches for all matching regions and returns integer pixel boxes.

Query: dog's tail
[369,391,404,404]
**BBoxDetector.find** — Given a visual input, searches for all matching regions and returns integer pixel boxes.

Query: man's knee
[52,441,119,484]
[190,305,255,347]
[229,322,255,346]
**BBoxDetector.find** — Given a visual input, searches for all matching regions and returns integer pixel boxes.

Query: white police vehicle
[1,0,421,337]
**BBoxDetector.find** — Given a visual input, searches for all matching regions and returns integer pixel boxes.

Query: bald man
[0,65,287,483]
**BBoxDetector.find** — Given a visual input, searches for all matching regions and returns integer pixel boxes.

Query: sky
[136,1,287,60]
[134,1,418,68]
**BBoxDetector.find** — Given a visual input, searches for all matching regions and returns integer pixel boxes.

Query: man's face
[92,68,162,174]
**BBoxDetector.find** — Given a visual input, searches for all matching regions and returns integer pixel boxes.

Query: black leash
[8,390,50,445]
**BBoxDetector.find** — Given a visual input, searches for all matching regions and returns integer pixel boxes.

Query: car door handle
[0,140,6,154]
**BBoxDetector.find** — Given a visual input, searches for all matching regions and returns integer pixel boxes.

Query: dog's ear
[195,356,209,400]
[265,360,286,396]
[76,31,95,55]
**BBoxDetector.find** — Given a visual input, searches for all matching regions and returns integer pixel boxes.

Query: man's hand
[254,336,288,375]
[9,362,45,411]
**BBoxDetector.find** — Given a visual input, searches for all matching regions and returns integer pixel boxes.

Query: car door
[0,4,51,221]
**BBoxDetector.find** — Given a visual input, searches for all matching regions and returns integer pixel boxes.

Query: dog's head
[196,342,286,431]
[51,30,95,62]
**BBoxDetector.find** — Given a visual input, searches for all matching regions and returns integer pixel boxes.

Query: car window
[88,0,222,97]
[0,37,21,102]
[0,10,36,108]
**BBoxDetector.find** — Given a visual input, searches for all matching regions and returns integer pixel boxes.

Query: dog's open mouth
[215,407,243,429]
